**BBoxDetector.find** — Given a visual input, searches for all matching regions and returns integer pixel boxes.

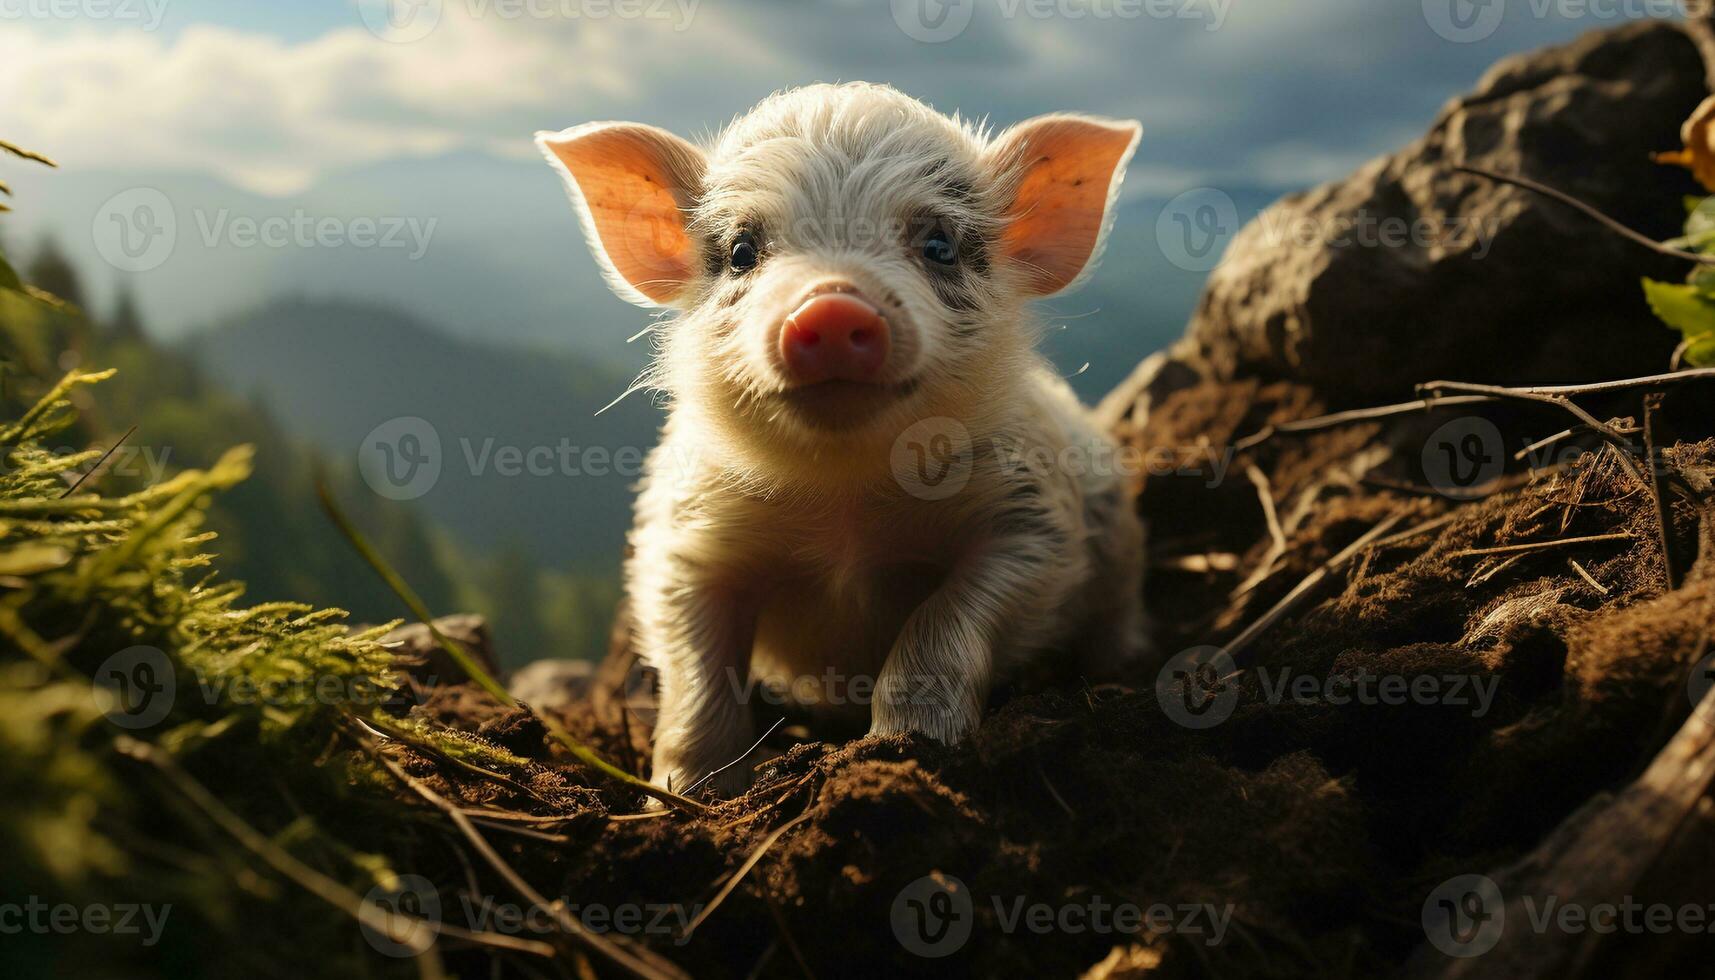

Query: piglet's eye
[923,227,957,267]
[729,231,759,273]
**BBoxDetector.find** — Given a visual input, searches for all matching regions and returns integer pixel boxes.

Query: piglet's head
[538,83,1139,481]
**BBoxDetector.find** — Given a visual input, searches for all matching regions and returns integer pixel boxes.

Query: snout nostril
[780,290,889,385]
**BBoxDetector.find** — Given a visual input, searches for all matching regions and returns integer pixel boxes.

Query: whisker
[594,368,658,417]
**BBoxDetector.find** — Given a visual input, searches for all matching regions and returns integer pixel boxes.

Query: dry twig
[1223,513,1406,664]
[1567,559,1610,595]
[1233,395,1495,451]
[1447,532,1633,560]
[680,812,813,940]
[1467,554,1525,589]
[1454,165,1715,266]
[1232,463,1289,599]
[1642,392,1681,589]
[359,735,690,980]
[116,737,555,960]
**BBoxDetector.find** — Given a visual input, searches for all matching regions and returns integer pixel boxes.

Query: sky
[0,0,1687,368]
[7,0,1674,195]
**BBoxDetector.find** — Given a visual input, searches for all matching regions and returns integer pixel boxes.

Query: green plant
[0,144,687,977]
[1646,97,1715,367]
[0,144,446,976]
[1641,196,1715,366]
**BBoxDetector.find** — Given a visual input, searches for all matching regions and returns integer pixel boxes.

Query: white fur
[539,83,1150,799]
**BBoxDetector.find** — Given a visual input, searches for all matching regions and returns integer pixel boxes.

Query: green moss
[0,276,428,977]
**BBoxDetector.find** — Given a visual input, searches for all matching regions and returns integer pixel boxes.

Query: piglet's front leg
[869,539,1065,743]
[633,562,757,801]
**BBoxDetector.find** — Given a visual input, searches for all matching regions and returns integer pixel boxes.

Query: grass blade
[315,476,705,814]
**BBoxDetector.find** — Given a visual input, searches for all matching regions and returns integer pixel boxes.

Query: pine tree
[108,285,145,340]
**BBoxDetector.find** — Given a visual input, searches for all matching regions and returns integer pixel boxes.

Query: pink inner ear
[996,118,1139,295]
[546,126,702,305]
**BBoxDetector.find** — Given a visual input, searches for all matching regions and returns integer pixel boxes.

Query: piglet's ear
[985,114,1141,296]
[536,122,706,307]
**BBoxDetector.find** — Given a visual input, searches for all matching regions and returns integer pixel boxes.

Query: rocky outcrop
[379,613,498,687]
[507,657,595,715]
[1177,20,1709,403]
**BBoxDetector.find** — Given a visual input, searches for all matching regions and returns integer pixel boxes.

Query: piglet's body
[540,83,1149,798]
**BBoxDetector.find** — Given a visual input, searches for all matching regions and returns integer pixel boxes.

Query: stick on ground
[1446,532,1633,560]
[1223,513,1406,665]
[680,811,813,941]
[1454,166,1715,266]
[360,734,691,980]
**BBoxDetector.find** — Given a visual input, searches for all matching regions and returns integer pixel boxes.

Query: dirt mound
[395,369,1715,978]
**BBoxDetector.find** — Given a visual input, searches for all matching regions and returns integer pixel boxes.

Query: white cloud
[0,0,1649,197]
[0,5,793,194]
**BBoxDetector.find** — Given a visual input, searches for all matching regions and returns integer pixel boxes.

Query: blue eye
[923,228,957,266]
[730,231,759,272]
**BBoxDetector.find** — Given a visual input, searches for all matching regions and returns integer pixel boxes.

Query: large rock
[1181,20,1709,403]
[378,614,499,687]
[507,658,595,715]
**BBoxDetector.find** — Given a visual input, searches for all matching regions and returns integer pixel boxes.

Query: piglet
[538,83,1148,798]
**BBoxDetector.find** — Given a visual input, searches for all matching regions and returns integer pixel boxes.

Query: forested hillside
[3,242,618,665]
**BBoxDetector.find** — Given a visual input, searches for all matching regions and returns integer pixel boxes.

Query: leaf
[1682,331,1715,367]
[0,139,56,168]
[0,252,20,292]
[1690,265,1715,298]
[1643,278,1715,367]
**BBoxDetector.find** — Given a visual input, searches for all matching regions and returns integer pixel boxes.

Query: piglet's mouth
[775,377,919,431]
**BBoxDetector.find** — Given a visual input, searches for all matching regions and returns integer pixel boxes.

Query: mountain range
[190,298,658,576]
[5,152,1288,395]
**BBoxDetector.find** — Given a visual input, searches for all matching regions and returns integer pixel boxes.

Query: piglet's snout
[779,291,890,385]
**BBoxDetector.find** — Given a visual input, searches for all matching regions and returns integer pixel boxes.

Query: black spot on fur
[930,273,982,316]
[961,237,990,277]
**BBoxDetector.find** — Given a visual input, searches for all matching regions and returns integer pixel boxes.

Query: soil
[398,374,1715,979]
